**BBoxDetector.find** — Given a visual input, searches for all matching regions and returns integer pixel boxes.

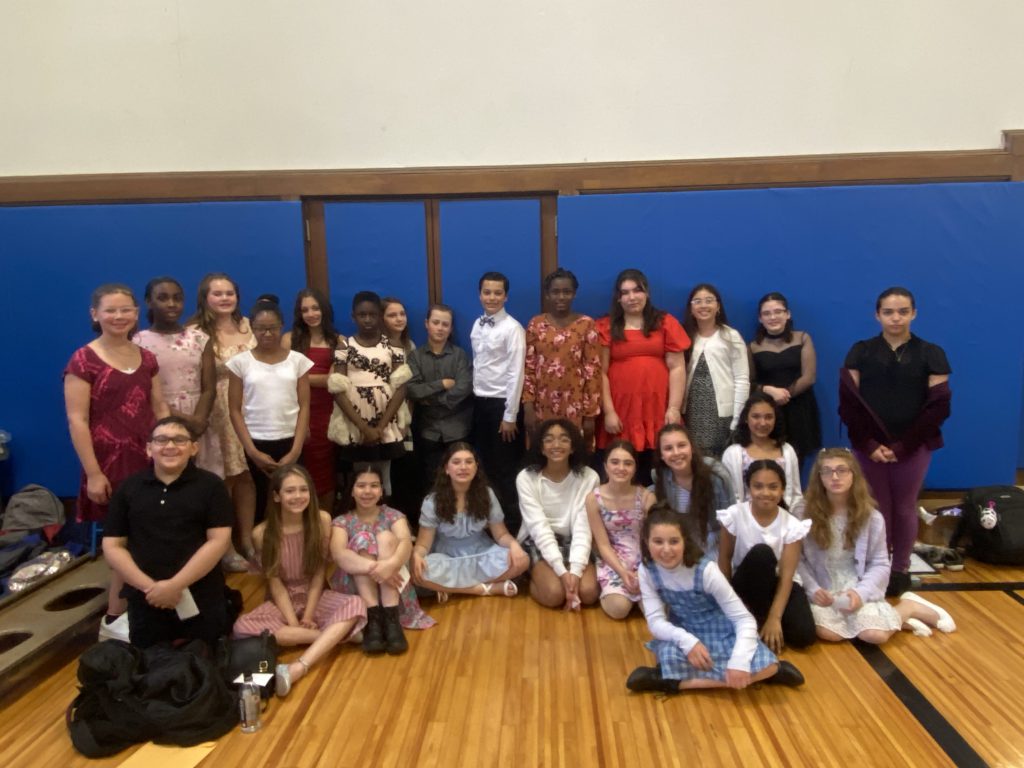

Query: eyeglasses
[690,297,717,306]
[819,466,852,478]
[253,324,282,334]
[150,435,192,446]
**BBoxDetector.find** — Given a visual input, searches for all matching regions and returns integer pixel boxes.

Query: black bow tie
[478,315,496,327]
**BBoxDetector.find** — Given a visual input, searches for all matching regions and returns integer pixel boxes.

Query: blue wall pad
[324,202,429,343]
[0,201,305,497]
[439,199,541,352]
[558,183,1024,488]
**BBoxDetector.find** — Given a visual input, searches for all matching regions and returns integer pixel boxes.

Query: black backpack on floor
[952,485,1024,565]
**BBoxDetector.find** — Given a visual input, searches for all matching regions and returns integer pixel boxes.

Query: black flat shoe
[626,666,680,694]
[765,660,804,687]
[362,606,387,655]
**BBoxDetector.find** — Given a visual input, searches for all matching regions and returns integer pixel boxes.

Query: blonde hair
[804,448,877,550]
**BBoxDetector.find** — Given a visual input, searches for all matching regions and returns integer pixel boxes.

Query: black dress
[751,343,821,462]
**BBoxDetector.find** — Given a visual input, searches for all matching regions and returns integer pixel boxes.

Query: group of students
[63,267,955,696]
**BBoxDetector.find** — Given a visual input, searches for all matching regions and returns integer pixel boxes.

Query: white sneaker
[98,613,130,643]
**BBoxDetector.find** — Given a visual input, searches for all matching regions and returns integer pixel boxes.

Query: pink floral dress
[523,315,601,428]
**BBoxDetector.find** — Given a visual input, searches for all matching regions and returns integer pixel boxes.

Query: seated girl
[651,423,733,560]
[330,465,435,656]
[233,465,366,697]
[800,448,956,642]
[586,440,656,619]
[721,393,804,515]
[717,460,817,651]
[412,443,529,600]
[627,505,803,694]
[516,419,600,610]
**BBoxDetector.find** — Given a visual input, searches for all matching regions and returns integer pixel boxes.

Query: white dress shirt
[470,308,526,423]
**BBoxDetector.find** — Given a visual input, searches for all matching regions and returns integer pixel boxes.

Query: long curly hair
[187,272,244,354]
[522,419,590,474]
[652,424,714,543]
[430,442,494,524]
[804,448,877,550]
[260,465,325,580]
[607,269,665,341]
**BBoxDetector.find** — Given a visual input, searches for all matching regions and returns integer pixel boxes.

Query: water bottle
[239,673,262,733]
[833,593,852,612]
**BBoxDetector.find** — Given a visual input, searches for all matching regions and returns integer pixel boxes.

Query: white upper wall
[2,0,1022,176]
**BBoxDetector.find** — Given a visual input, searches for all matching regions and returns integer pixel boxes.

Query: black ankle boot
[362,606,386,655]
[626,666,680,694]
[383,605,408,655]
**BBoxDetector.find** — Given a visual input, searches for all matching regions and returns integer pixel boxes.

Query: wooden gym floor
[1,560,1023,768]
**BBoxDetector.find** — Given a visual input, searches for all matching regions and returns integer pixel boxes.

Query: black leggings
[731,543,816,649]
[247,437,297,525]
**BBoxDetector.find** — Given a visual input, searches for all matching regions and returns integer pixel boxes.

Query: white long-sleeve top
[720,442,805,516]
[516,467,599,577]
[684,325,749,428]
[639,560,760,672]
[470,309,526,423]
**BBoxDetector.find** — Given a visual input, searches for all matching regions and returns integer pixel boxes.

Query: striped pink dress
[233,529,366,637]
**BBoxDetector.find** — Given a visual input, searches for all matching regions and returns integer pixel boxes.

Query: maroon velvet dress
[64,345,159,522]
[301,346,336,499]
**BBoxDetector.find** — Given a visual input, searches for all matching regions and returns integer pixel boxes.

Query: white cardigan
[683,326,749,428]
[720,442,804,517]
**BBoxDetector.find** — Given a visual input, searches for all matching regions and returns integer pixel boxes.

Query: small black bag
[217,630,278,698]
[952,485,1024,565]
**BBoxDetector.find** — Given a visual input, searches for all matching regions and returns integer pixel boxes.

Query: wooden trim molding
[302,200,328,293]
[0,130,1020,205]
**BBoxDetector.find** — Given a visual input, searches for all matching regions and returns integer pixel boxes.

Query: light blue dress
[420,489,510,588]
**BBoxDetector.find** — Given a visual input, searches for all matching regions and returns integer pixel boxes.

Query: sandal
[502,580,518,597]
[275,663,292,698]
[436,591,450,604]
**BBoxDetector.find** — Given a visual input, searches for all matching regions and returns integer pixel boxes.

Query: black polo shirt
[844,334,951,438]
[106,463,233,595]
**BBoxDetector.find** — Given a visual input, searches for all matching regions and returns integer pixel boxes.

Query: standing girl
[406,305,474,492]
[380,296,419,521]
[585,440,656,619]
[840,287,951,596]
[328,291,409,494]
[187,272,256,569]
[330,465,435,655]
[282,288,341,512]
[597,269,690,477]
[626,506,802,694]
[523,268,602,446]
[227,295,312,529]
[717,461,816,651]
[652,424,733,560]
[412,443,529,600]
[721,393,804,514]
[749,292,821,464]
[233,465,366,697]
[516,419,601,610]
[135,276,216,471]
[64,284,169,640]
[682,284,749,458]
[799,449,956,643]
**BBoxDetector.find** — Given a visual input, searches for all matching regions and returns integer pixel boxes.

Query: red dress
[64,345,160,522]
[301,346,336,498]
[595,315,690,451]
